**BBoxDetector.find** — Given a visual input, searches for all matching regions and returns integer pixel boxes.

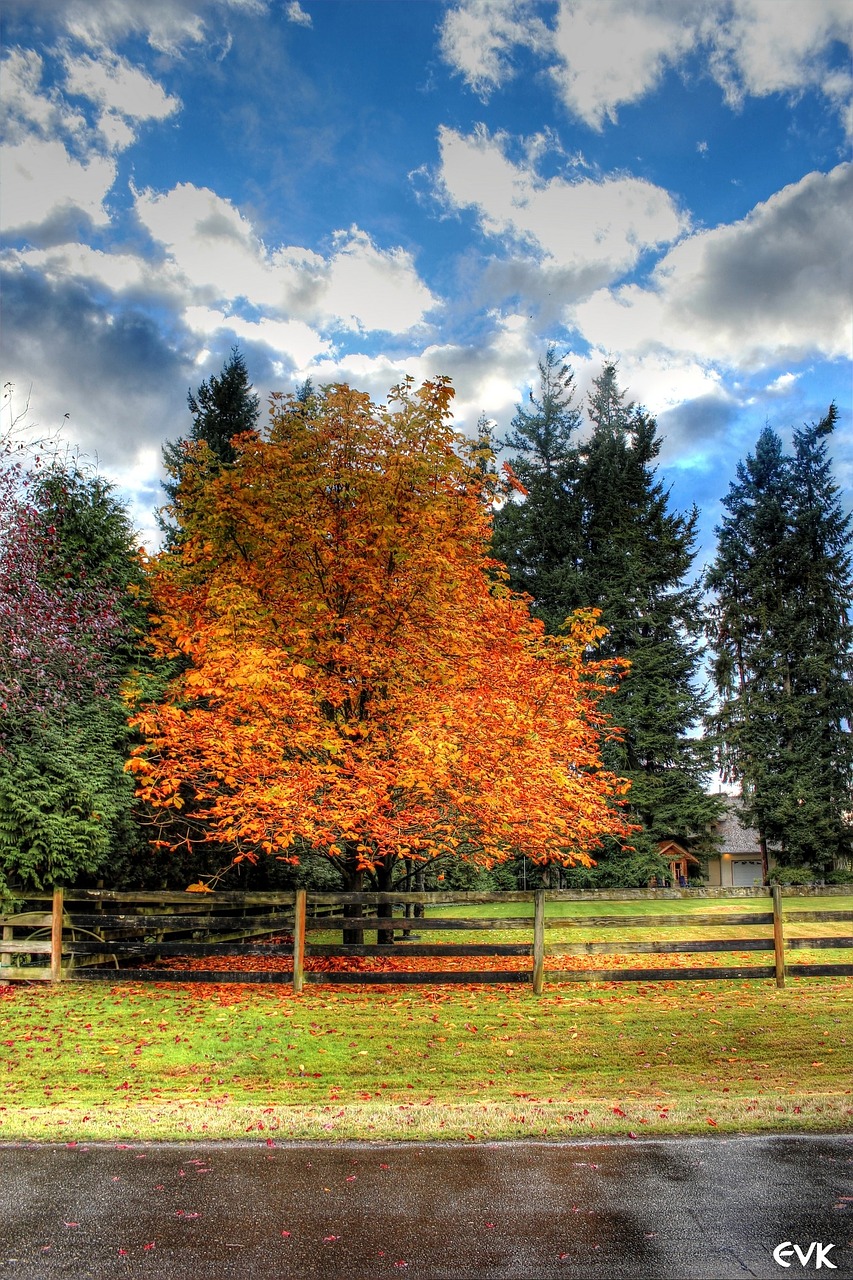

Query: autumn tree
[129,378,635,914]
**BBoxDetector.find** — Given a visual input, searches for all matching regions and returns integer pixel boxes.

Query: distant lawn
[1,975,851,1141]
[304,893,853,973]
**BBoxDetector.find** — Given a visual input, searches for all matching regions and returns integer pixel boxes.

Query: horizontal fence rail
[1,885,851,992]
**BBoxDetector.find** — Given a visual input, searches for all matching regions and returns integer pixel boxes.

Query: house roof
[658,839,701,865]
[711,797,764,854]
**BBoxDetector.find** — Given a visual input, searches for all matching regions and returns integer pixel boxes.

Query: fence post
[532,889,545,995]
[292,888,306,994]
[51,886,64,982]
[772,883,785,988]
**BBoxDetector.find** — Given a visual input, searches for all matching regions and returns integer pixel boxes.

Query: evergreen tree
[493,359,721,885]
[708,408,853,874]
[159,347,260,541]
[576,366,721,873]
[491,348,583,633]
[0,459,145,892]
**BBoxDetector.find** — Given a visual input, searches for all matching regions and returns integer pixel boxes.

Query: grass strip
[2,976,851,1141]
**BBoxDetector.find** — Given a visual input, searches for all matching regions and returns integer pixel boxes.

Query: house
[656,839,702,887]
[704,796,777,887]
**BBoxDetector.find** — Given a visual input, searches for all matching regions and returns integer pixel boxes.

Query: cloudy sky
[1,0,851,557]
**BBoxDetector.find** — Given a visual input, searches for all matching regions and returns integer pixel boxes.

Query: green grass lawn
[2,973,851,1142]
[308,894,853,971]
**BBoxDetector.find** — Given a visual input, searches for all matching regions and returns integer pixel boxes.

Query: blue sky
[2,0,851,563]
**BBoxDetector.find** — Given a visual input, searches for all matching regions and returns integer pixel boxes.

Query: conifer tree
[576,365,720,873]
[491,348,583,633]
[159,347,260,541]
[494,359,720,884]
[708,407,853,874]
[0,459,144,892]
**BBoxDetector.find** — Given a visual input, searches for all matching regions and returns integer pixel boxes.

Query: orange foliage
[128,377,634,882]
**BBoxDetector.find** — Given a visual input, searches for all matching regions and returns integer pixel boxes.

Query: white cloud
[323,229,438,333]
[285,1,312,29]
[436,125,687,285]
[439,0,853,136]
[0,138,116,234]
[135,182,440,334]
[0,49,87,145]
[135,181,312,308]
[301,311,542,432]
[0,43,176,241]
[439,0,551,99]
[549,0,699,129]
[765,371,801,395]
[184,305,330,364]
[588,349,725,417]
[4,242,185,302]
[569,164,853,370]
[62,49,180,123]
[10,0,265,56]
[707,0,853,104]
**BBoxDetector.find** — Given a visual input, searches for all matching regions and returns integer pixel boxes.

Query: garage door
[732,859,762,886]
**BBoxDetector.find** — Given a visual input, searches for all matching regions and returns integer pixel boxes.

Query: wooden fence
[2,886,852,992]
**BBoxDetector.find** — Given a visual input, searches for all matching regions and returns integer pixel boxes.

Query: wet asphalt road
[1,1135,851,1280]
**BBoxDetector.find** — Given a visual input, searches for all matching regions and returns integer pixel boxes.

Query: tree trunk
[375,861,395,946]
[403,858,414,919]
[342,863,364,946]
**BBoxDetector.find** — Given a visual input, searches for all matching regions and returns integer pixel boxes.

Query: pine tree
[159,347,260,542]
[491,348,583,633]
[708,408,853,874]
[0,459,144,892]
[576,365,720,874]
[493,359,721,885]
